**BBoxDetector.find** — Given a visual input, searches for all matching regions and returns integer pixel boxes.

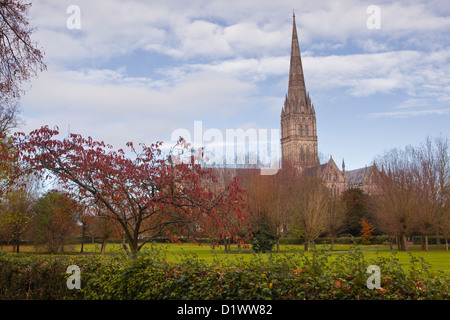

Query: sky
[16,0,450,171]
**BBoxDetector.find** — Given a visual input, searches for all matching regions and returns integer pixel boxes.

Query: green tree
[32,190,79,253]
[341,188,369,236]
[0,188,32,252]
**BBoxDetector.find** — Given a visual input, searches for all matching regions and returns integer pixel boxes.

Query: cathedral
[281,14,382,195]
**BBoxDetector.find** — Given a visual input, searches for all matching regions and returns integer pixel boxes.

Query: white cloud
[368,108,450,119]
[17,0,450,155]
[304,49,450,99]
[19,66,256,147]
[29,0,450,63]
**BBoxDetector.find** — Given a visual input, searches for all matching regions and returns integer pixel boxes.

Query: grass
[2,242,449,276]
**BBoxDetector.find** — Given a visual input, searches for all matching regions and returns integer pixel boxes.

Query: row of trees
[3,131,448,254]
[0,186,120,254]
[239,164,356,252]
[231,136,450,253]
[374,136,450,251]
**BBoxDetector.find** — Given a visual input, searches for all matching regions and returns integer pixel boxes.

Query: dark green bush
[250,221,276,253]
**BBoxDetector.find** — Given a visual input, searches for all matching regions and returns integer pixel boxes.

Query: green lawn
[3,242,449,276]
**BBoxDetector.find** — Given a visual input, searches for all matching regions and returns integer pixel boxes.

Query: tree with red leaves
[15,126,250,257]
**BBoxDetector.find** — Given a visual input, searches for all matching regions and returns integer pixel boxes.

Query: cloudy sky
[17,0,450,170]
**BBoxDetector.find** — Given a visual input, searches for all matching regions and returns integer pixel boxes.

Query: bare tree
[239,163,298,252]
[326,195,345,249]
[412,137,442,250]
[433,136,450,250]
[88,213,117,255]
[290,176,330,251]
[0,0,46,101]
[0,99,23,133]
[374,148,417,251]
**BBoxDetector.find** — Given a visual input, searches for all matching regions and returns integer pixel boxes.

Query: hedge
[278,235,392,245]
[412,236,450,245]
[0,246,448,300]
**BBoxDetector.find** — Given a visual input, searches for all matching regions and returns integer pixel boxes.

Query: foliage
[15,127,251,258]
[359,219,375,245]
[0,245,448,300]
[250,220,275,253]
[32,190,79,253]
[341,188,369,236]
[0,133,18,197]
[0,188,33,252]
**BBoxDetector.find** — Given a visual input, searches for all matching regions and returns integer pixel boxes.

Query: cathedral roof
[303,157,340,177]
[345,165,378,186]
[303,163,327,177]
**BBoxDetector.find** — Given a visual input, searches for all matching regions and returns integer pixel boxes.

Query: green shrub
[0,246,448,300]
[250,221,276,253]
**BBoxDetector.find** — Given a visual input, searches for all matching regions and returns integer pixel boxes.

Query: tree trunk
[276,226,280,253]
[304,241,310,252]
[122,232,132,258]
[445,237,448,252]
[15,236,20,253]
[424,235,429,251]
[223,237,229,253]
[80,224,86,253]
[100,238,107,255]
[398,235,408,251]
[330,237,335,250]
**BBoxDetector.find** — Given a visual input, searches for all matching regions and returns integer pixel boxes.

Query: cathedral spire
[281,13,319,171]
[286,13,307,113]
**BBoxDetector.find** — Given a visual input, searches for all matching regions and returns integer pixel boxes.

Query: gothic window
[305,125,309,136]
[299,125,302,136]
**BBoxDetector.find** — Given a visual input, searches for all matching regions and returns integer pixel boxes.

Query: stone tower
[281,14,319,172]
